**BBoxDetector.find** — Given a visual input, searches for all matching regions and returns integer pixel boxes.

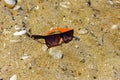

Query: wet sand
[0,0,120,80]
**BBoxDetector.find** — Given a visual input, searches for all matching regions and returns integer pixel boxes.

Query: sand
[0,0,120,80]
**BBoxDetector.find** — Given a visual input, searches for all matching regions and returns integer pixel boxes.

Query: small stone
[14,25,21,31]
[74,36,80,41]
[3,29,11,34]
[4,0,17,5]
[78,28,88,35]
[42,45,48,51]
[108,0,114,5]
[75,45,79,49]
[111,25,118,30]
[4,0,17,9]
[10,74,17,80]
[13,5,21,10]
[60,1,70,8]
[49,49,63,59]
[21,54,29,60]
[13,30,27,36]
[34,6,39,10]
[24,15,29,20]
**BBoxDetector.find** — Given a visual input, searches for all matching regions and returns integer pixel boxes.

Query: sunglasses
[31,28,74,48]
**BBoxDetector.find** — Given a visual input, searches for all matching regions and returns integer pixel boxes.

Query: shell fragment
[13,30,27,36]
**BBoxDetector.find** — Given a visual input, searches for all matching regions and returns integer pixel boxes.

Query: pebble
[13,5,21,10]
[75,45,79,49]
[21,54,29,60]
[60,1,70,8]
[13,30,27,36]
[49,49,63,59]
[34,6,39,10]
[108,0,114,5]
[78,28,88,35]
[42,45,48,51]
[14,25,21,31]
[3,29,11,34]
[111,24,118,30]
[4,0,17,9]
[10,74,17,80]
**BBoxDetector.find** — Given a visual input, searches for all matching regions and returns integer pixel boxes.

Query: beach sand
[0,0,120,80]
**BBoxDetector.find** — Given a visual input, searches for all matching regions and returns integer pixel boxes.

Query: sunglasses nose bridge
[54,34,64,45]
[59,33,63,37]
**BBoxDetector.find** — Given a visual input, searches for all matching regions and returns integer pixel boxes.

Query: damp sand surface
[0,0,120,80]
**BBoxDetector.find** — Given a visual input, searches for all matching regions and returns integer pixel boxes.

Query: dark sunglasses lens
[45,34,60,48]
[62,30,73,43]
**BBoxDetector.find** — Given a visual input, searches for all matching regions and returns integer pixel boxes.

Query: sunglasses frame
[31,29,74,48]
[44,29,74,48]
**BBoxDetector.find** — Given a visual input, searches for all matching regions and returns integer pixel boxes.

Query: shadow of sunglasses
[31,29,74,48]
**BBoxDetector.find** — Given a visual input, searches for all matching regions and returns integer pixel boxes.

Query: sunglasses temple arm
[31,35,45,39]
[26,32,45,40]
